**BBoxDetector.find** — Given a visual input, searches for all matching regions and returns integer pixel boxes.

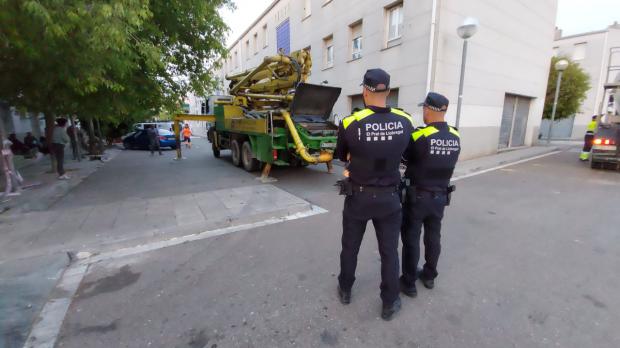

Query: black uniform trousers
[338,191,401,305]
[582,133,595,152]
[401,190,447,287]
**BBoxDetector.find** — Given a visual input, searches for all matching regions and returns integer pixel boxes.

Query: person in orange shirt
[182,124,193,149]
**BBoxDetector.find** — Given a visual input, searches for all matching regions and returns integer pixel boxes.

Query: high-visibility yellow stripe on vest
[412,126,439,141]
[391,108,414,126]
[449,126,460,138]
[342,109,375,129]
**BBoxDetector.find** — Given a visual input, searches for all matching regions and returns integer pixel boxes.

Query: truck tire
[241,141,260,172]
[212,143,221,158]
[591,160,602,169]
[231,139,242,167]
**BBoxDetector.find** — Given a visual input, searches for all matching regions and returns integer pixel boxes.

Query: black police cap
[361,69,390,92]
[418,92,449,112]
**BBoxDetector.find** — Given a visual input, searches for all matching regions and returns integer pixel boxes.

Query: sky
[221,0,620,46]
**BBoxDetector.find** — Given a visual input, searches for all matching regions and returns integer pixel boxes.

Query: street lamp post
[455,17,479,129]
[547,59,569,144]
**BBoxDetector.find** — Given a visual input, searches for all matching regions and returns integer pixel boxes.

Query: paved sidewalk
[0,184,313,262]
[1,148,121,215]
[453,145,563,178]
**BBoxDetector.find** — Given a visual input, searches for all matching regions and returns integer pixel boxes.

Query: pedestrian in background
[335,69,414,321]
[147,124,162,156]
[400,92,461,297]
[52,118,71,180]
[182,124,193,149]
[66,124,80,160]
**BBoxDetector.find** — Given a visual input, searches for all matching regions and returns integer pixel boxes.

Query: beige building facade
[213,0,558,159]
[552,23,620,139]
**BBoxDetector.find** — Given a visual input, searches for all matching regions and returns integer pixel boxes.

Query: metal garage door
[499,94,531,149]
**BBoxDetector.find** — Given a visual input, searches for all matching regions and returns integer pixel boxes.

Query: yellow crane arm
[280,110,332,164]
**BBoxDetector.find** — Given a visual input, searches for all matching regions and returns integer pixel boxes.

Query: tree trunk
[44,112,57,173]
[29,112,42,139]
[0,101,10,138]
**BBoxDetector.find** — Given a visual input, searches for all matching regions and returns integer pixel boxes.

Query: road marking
[24,264,88,348]
[452,151,562,182]
[80,205,328,264]
[24,204,327,348]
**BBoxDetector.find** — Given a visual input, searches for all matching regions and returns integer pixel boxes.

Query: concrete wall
[433,0,557,159]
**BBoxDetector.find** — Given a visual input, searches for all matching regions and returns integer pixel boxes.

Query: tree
[0,0,231,168]
[543,56,591,120]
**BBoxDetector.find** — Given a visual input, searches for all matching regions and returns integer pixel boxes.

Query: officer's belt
[414,186,452,193]
[352,184,399,193]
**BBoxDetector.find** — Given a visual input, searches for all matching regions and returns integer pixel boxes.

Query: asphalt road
[51,144,620,348]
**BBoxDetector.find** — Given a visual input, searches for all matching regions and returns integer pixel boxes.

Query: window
[573,42,587,60]
[350,21,363,60]
[201,102,208,114]
[253,33,258,54]
[386,3,404,42]
[304,0,311,18]
[552,46,559,56]
[276,19,291,55]
[234,51,238,68]
[262,24,268,48]
[245,40,250,60]
[323,35,334,68]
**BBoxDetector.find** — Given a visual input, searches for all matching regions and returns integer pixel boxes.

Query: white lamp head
[457,17,479,39]
[555,59,569,71]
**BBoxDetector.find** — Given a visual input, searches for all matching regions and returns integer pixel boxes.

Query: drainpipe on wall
[425,0,439,94]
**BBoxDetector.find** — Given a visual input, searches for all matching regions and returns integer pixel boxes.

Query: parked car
[133,122,182,132]
[123,129,177,150]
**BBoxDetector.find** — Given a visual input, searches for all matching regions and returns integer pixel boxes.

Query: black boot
[400,278,417,298]
[416,268,435,289]
[338,285,351,305]
[381,297,401,321]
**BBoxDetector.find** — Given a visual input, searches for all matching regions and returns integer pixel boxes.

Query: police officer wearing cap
[335,69,414,320]
[400,92,461,297]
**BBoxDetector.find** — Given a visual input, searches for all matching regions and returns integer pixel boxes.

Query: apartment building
[550,23,620,139]
[211,0,557,159]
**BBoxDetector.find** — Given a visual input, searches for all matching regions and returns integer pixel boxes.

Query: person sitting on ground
[24,132,37,149]
[8,133,31,157]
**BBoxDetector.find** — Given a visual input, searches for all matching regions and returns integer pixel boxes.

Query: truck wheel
[231,139,242,166]
[212,143,221,158]
[590,160,602,169]
[241,141,260,172]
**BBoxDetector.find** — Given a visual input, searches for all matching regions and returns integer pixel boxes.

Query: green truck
[206,49,342,179]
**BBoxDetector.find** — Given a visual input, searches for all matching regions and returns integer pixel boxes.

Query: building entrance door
[499,94,531,149]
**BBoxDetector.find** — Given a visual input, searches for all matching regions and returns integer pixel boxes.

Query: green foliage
[0,0,232,122]
[543,56,591,120]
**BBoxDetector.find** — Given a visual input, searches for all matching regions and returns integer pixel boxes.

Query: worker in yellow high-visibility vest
[580,116,598,161]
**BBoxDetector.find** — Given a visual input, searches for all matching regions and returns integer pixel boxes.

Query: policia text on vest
[334,67,414,321]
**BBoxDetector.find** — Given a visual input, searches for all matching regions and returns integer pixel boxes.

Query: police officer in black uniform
[400,92,461,296]
[335,69,414,320]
